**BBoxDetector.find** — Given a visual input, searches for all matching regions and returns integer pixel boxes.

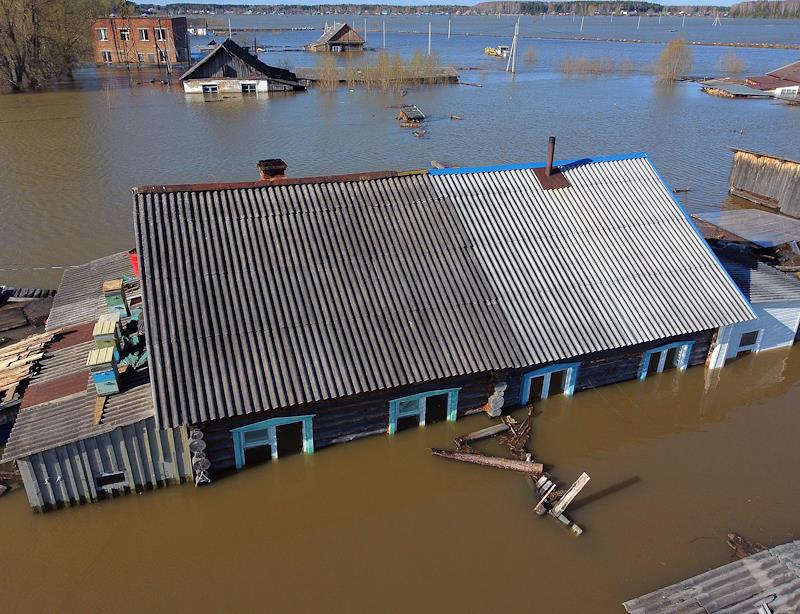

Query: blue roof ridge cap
[428,152,649,176]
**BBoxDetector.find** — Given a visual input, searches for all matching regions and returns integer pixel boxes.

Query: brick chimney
[257,159,287,183]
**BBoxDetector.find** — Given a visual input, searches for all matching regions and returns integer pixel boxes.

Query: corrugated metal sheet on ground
[697,209,800,248]
[134,155,755,429]
[2,366,154,462]
[718,254,800,302]
[46,252,135,331]
[624,539,800,613]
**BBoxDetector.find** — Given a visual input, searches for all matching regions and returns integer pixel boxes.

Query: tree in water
[0,0,109,92]
[656,38,693,82]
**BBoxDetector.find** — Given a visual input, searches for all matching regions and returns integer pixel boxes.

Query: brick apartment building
[93,16,190,67]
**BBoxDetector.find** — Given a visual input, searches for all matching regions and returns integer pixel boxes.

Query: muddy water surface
[1,347,798,613]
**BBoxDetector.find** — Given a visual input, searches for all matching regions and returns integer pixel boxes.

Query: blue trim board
[647,159,757,322]
[428,152,649,176]
[231,414,315,469]
[520,363,580,404]
[638,341,694,380]
[388,387,460,435]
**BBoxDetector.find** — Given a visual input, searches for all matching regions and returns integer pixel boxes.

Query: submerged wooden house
[746,60,800,98]
[132,147,755,478]
[1,252,192,512]
[728,148,800,219]
[180,38,304,95]
[306,23,364,52]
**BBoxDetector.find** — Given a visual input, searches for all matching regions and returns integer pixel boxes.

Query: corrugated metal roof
[701,80,773,97]
[133,154,755,429]
[696,209,800,248]
[718,253,800,302]
[623,539,800,613]
[46,252,135,331]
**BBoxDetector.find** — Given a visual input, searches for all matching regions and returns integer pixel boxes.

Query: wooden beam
[431,448,543,475]
[454,423,509,446]
[551,472,590,517]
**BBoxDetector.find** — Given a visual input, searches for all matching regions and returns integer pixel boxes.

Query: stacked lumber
[0,330,60,404]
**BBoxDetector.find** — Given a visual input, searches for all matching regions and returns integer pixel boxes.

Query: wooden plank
[431,448,543,475]
[93,396,107,425]
[551,472,590,517]
[454,422,509,445]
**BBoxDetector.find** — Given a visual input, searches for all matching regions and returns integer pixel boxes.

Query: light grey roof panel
[719,254,800,302]
[624,539,800,613]
[134,155,756,429]
[696,209,800,248]
[46,252,134,331]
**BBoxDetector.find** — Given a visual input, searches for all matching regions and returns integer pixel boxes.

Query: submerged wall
[729,149,800,218]
[18,418,191,512]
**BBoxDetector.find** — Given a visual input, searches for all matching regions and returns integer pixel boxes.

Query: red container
[128,249,140,278]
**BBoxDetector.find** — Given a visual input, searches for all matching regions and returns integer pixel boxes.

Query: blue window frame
[388,388,460,435]
[231,415,314,470]
[638,341,694,380]
[520,363,580,405]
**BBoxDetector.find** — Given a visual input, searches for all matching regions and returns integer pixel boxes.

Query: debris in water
[727,532,768,558]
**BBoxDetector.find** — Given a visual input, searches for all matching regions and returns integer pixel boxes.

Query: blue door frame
[388,388,460,435]
[231,415,315,470]
[520,363,580,405]
[638,341,694,380]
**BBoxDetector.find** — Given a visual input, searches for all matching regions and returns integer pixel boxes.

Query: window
[388,388,459,435]
[639,341,693,380]
[158,49,168,62]
[147,53,155,64]
[96,472,126,488]
[735,330,762,357]
[231,415,315,470]
[97,28,108,41]
[119,28,130,41]
[136,52,145,63]
[202,84,219,94]
[155,27,167,41]
[138,28,149,41]
[101,50,113,64]
[241,83,257,93]
[520,363,580,404]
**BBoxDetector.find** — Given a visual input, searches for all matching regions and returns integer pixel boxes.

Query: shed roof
[133,153,754,429]
[309,22,364,47]
[747,59,800,90]
[180,38,301,84]
[695,209,800,248]
[718,253,800,302]
[623,539,800,613]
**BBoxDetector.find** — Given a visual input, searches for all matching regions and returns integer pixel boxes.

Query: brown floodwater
[1,346,798,613]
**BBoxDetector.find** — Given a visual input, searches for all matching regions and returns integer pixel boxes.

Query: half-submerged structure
[180,38,304,95]
[306,23,364,52]
[132,141,754,479]
[1,252,192,512]
[746,59,800,98]
[728,148,800,218]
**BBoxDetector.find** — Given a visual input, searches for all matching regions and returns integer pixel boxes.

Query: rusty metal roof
[134,154,755,429]
[623,539,800,613]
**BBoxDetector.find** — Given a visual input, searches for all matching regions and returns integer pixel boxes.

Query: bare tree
[656,38,693,82]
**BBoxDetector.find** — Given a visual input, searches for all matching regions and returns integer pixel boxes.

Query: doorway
[520,364,580,404]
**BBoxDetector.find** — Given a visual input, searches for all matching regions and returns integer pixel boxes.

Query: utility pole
[428,21,431,56]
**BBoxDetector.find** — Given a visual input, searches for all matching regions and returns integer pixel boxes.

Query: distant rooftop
[695,209,800,248]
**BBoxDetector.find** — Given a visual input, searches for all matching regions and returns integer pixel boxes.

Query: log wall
[729,149,800,218]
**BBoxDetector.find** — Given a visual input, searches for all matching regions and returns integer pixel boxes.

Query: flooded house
[306,22,365,52]
[92,16,190,66]
[180,39,305,95]
[746,59,800,98]
[727,148,800,219]
[132,145,754,479]
[0,252,192,512]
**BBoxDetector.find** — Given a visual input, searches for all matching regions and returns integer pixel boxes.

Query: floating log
[727,532,767,559]
[454,422,509,446]
[430,448,543,475]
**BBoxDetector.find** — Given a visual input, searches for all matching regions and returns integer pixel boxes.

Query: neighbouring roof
[308,22,364,48]
[747,59,800,91]
[46,251,134,331]
[700,79,772,98]
[180,38,301,84]
[623,539,800,613]
[718,252,800,302]
[1,256,154,462]
[133,153,755,429]
[695,209,800,248]
[399,105,426,120]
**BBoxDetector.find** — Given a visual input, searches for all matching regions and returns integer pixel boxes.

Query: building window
[101,50,113,64]
[158,49,168,62]
[520,363,580,404]
[155,27,167,41]
[136,52,145,63]
[241,83,257,94]
[147,53,155,64]
[735,330,762,357]
[231,415,315,470]
[388,388,459,435]
[96,472,127,488]
[639,341,693,380]
[138,28,149,41]
[119,28,130,41]
[97,28,108,41]
[202,84,218,94]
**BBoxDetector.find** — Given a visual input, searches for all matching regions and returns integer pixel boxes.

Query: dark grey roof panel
[134,155,756,429]
[719,254,800,302]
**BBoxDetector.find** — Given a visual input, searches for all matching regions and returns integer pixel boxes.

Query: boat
[485,45,510,58]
